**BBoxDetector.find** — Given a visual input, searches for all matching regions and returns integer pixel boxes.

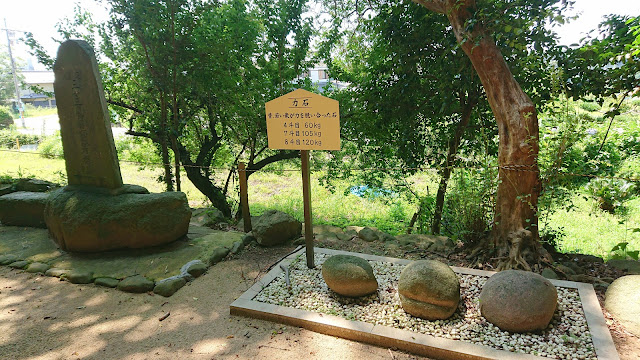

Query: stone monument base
[44,185,191,252]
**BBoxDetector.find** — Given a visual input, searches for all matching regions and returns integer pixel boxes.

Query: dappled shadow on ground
[0,245,428,360]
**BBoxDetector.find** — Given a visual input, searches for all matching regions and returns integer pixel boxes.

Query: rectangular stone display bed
[230,248,619,360]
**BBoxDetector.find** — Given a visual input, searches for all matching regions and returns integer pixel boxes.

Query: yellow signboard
[265,89,340,150]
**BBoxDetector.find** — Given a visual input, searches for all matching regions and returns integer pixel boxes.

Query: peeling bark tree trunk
[413,0,543,270]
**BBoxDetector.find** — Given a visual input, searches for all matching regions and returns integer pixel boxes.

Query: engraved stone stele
[53,40,122,189]
[44,40,191,252]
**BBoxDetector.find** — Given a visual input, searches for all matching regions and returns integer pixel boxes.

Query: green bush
[585,178,636,213]
[0,129,41,149]
[0,106,13,129]
[114,136,162,164]
[578,101,600,112]
[38,132,64,158]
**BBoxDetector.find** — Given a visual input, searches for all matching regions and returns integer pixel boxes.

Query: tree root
[496,229,532,271]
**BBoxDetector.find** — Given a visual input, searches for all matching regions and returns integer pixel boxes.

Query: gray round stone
[181,260,207,278]
[0,254,19,265]
[26,262,50,273]
[479,270,557,333]
[153,276,187,297]
[398,260,460,320]
[94,277,120,288]
[45,268,70,277]
[66,270,94,284]
[117,275,155,293]
[9,260,29,269]
[321,255,378,297]
[209,247,230,265]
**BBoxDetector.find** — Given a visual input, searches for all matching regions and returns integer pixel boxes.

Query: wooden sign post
[265,89,340,268]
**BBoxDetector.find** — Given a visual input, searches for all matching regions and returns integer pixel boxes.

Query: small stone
[8,260,29,269]
[181,260,207,278]
[541,268,559,279]
[45,268,70,277]
[117,275,154,293]
[66,270,94,284]
[94,277,120,288]
[26,262,50,273]
[242,233,256,246]
[321,255,378,297]
[230,241,244,255]
[153,276,187,297]
[293,237,305,246]
[357,227,379,242]
[209,247,230,265]
[0,254,18,265]
[252,210,301,246]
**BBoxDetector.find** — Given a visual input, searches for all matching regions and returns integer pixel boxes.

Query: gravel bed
[254,253,597,360]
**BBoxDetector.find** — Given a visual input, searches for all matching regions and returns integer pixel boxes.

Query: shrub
[585,178,636,213]
[0,129,41,149]
[38,132,64,158]
[0,106,13,129]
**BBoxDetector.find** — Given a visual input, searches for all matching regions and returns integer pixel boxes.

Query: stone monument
[44,40,191,252]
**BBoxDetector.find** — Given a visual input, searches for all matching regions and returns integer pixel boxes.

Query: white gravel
[254,253,597,360]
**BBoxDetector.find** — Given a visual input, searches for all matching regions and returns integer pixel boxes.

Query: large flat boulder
[0,191,49,228]
[44,186,191,252]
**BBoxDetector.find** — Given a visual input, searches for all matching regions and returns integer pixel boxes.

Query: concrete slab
[231,247,619,360]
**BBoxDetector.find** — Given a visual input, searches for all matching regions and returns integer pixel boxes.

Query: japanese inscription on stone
[53,40,123,189]
[265,89,340,150]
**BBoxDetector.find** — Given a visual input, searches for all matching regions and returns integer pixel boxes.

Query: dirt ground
[1,243,638,360]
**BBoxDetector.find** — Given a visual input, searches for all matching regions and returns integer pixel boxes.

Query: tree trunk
[413,0,542,270]
[160,95,174,192]
[432,94,475,234]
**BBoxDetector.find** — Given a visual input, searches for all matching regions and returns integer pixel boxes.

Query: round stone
[321,255,378,297]
[479,270,557,333]
[398,260,460,320]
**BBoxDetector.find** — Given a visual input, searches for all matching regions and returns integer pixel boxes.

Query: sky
[1,0,639,69]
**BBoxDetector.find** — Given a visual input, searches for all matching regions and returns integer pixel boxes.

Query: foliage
[0,106,12,129]
[0,45,26,104]
[585,178,636,213]
[0,129,41,149]
[610,241,639,260]
[37,132,64,158]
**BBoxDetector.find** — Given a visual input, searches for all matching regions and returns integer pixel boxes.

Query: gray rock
[293,237,306,246]
[117,275,155,293]
[0,254,19,265]
[605,275,640,337]
[357,227,379,242]
[153,276,187,297]
[607,259,640,274]
[15,178,58,192]
[94,277,120,288]
[480,270,557,333]
[66,270,94,284]
[336,233,354,241]
[395,234,455,253]
[8,260,29,269]
[0,184,13,196]
[0,191,49,228]
[230,241,244,255]
[541,268,559,279]
[191,207,226,227]
[44,187,191,252]
[241,233,256,246]
[321,255,378,297]
[252,210,301,246]
[209,247,230,265]
[181,260,207,278]
[26,262,50,273]
[45,268,70,277]
[398,260,460,320]
[555,263,576,276]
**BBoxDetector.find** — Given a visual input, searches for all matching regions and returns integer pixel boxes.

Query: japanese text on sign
[265,89,340,150]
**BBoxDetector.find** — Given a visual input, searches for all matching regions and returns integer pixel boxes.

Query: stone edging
[230,247,620,360]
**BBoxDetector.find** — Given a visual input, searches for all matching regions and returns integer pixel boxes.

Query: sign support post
[301,150,314,268]
[265,89,340,269]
